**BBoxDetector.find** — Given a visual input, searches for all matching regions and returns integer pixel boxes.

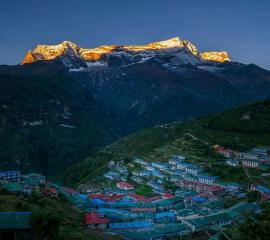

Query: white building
[241,159,259,168]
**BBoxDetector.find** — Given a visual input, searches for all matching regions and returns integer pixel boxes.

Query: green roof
[0,212,32,229]
[3,183,22,192]
[121,223,190,238]
[225,202,254,219]
[186,217,211,228]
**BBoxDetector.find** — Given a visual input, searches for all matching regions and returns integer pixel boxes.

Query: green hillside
[0,189,100,240]
[62,99,270,186]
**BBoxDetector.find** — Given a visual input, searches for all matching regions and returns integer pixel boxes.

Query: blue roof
[192,196,207,203]
[256,185,270,194]
[97,208,129,214]
[107,201,137,207]
[155,211,175,218]
[0,170,20,175]
[92,198,106,205]
[109,221,153,229]
[199,175,217,180]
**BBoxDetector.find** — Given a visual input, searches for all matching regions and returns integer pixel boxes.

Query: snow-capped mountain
[21,37,230,69]
[20,37,270,134]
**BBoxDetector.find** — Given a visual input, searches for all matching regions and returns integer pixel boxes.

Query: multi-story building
[198,175,217,185]
[0,170,21,182]
[241,159,259,168]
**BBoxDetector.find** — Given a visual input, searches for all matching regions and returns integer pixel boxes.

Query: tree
[30,209,61,240]
[236,203,270,240]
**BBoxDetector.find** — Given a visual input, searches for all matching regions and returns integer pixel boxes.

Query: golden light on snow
[200,51,230,62]
[21,37,231,64]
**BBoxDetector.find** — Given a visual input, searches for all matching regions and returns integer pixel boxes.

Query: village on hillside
[1,146,270,239]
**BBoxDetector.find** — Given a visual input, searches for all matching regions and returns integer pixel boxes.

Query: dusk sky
[1,0,270,69]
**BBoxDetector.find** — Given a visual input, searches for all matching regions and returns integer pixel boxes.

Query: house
[131,176,143,183]
[208,212,232,227]
[43,187,58,197]
[155,199,174,211]
[85,212,109,229]
[237,152,259,160]
[117,182,134,190]
[250,147,270,157]
[185,165,201,176]
[170,155,186,165]
[133,158,149,167]
[139,170,152,178]
[145,165,156,171]
[225,182,242,192]
[215,146,234,158]
[120,223,190,240]
[191,196,208,204]
[254,185,270,199]
[130,207,156,213]
[226,159,240,167]
[0,171,21,182]
[176,180,223,194]
[241,159,260,168]
[162,193,175,199]
[147,181,164,193]
[2,183,22,193]
[183,217,211,232]
[103,171,120,180]
[176,162,190,170]
[23,173,45,186]
[151,162,169,170]
[63,187,77,195]
[109,221,153,230]
[0,212,36,240]
[151,170,164,179]
[198,175,217,185]
[155,211,176,223]
[77,183,100,193]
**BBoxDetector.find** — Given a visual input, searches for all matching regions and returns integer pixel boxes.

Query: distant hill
[201,99,270,134]
[61,100,270,186]
[0,63,119,175]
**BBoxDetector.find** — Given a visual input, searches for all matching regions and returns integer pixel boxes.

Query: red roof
[128,193,148,202]
[163,193,175,199]
[104,194,123,202]
[146,196,161,202]
[89,193,106,199]
[85,212,109,225]
[44,188,58,194]
[64,188,77,194]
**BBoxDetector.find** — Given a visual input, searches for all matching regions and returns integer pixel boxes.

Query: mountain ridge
[21,37,231,66]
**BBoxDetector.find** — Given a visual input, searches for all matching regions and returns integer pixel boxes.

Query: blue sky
[1,0,270,69]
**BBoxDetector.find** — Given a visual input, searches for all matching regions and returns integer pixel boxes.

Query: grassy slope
[0,189,100,240]
[62,99,270,186]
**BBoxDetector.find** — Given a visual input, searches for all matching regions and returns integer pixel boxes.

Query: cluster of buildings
[0,170,46,196]
[2,147,270,240]
[215,146,270,171]
[76,155,262,239]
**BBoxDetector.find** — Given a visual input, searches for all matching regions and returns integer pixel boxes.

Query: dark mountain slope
[0,62,119,175]
[72,57,270,134]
